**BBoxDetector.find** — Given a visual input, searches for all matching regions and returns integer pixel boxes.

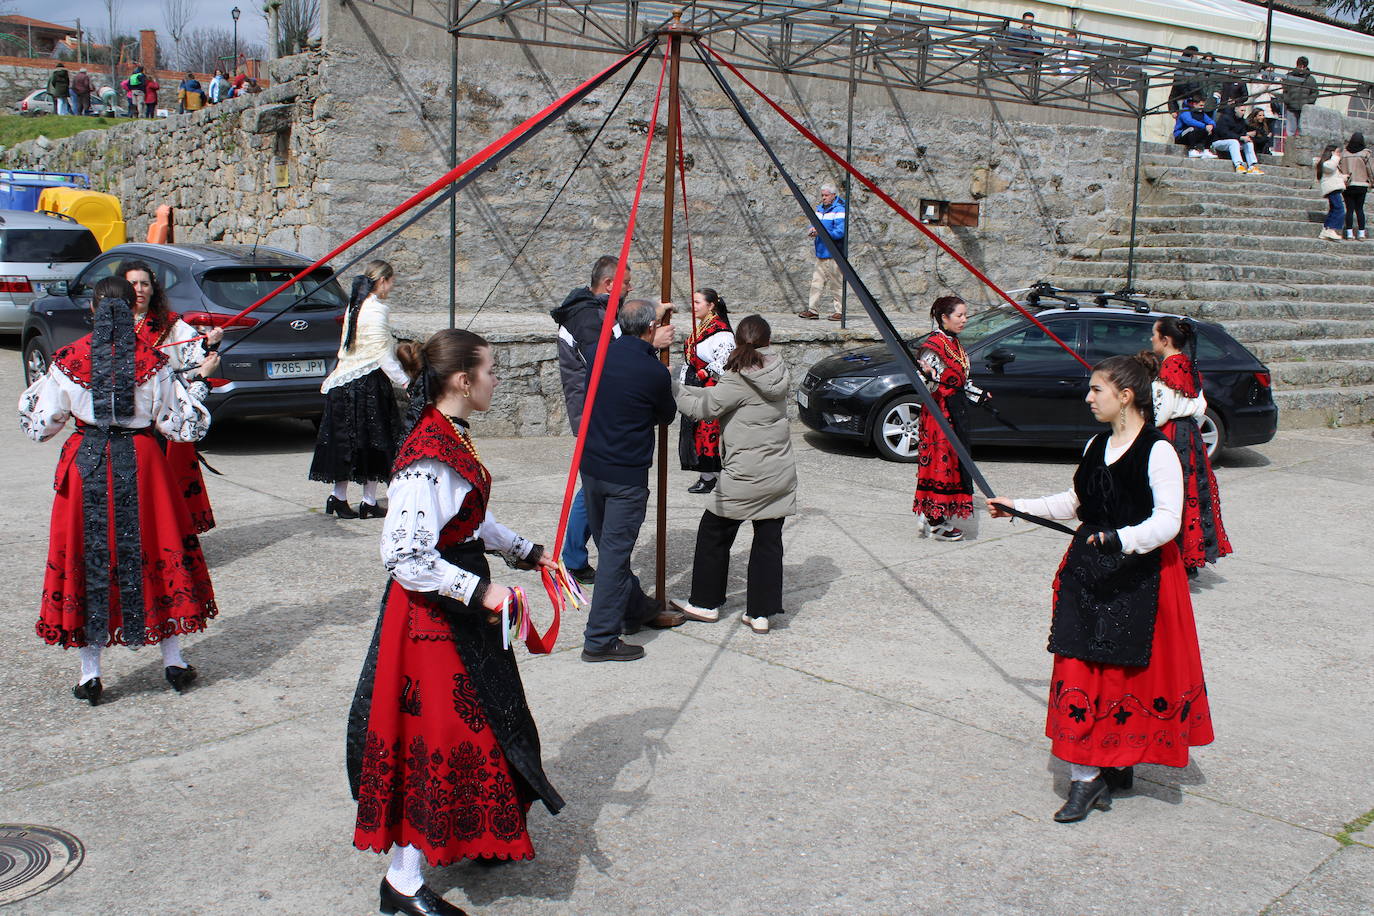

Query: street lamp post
[231,6,241,75]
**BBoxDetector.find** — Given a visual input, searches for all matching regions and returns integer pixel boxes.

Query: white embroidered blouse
[381,458,535,606]
[18,364,212,444]
[1013,433,1184,555]
[321,294,408,394]
[1152,378,1207,425]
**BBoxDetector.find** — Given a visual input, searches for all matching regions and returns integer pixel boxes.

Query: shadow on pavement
[201,416,318,454]
[201,512,377,569]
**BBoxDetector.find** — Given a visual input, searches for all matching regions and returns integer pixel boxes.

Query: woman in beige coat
[671,316,797,633]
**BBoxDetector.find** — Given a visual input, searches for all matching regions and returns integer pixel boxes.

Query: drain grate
[0,825,84,906]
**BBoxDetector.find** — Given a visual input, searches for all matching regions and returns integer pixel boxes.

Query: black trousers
[1344,185,1368,231]
[581,472,658,650]
[689,510,785,618]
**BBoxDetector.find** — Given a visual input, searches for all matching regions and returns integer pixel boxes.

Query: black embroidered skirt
[309,369,400,485]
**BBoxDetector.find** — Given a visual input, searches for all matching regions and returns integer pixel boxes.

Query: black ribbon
[76,297,146,647]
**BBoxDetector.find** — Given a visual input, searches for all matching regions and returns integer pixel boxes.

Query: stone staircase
[1051,144,1374,428]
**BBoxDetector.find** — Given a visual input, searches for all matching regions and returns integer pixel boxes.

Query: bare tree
[179,26,264,75]
[162,0,193,69]
[265,0,320,57]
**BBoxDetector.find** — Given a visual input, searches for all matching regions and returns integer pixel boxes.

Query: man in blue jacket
[799,183,847,320]
[580,299,686,662]
[1173,96,1217,158]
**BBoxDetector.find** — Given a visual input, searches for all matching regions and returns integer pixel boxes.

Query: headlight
[823,376,873,396]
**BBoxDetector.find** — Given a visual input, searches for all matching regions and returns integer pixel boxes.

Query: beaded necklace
[444,414,484,465]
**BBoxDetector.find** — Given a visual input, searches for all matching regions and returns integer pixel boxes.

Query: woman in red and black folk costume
[913,295,986,542]
[18,277,219,705]
[123,259,224,534]
[346,329,563,916]
[679,288,735,494]
[1149,316,1231,575]
[989,354,1213,823]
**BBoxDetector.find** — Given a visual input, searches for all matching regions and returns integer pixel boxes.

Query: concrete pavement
[0,342,1370,915]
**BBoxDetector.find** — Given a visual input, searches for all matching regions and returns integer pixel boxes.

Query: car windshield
[200,267,347,312]
[961,306,1032,348]
[1,229,101,264]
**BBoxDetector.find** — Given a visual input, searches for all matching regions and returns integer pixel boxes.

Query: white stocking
[160,635,187,669]
[362,481,379,505]
[1069,763,1101,783]
[699,473,718,482]
[332,481,348,501]
[386,844,424,896]
[78,646,102,685]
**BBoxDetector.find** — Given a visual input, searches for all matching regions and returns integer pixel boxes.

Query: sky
[18,0,271,53]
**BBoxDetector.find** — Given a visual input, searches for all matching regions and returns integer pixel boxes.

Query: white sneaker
[1347,230,1356,239]
[1186,149,1203,158]
[1360,230,1368,240]
[741,612,770,633]
[670,597,720,622]
[1200,149,1218,159]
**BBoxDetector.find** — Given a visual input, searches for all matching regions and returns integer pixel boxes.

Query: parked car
[15,90,107,116]
[0,211,102,333]
[22,242,349,422]
[797,296,1277,461]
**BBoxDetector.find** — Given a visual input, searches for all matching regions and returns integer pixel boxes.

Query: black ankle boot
[1054,776,1112,823]
[73,678,103,706]
[358,500,386,519]
[379,879,468,915]
[165,665,197,693]
[326,495,358,519]
[1103,766,1134,792]
[687,476,717,494]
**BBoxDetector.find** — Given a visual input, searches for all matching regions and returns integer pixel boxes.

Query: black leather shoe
[326,495,359,519]
[687,476,717,494]
[73,678,102,706]
[165,665,197,693]
[1103,766,1134,791]
[379,879,468,915]
[567,565,596,585]
[1054,777,1112,823]
[581,639,646,663]
[358,501,386,519]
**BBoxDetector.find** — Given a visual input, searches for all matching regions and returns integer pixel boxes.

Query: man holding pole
[579,299,686,663]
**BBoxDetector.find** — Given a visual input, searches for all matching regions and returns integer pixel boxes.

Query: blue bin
[0,170,91,212]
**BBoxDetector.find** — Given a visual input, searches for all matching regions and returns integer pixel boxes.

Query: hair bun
[396,340,425,378]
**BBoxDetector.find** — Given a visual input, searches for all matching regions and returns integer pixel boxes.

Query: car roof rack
[1091,292,1153,313]
[1025,280,1106,310]
[34,210,79,224]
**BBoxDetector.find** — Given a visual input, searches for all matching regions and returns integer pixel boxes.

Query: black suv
[22,242,348,422]
[798,300,1278,461]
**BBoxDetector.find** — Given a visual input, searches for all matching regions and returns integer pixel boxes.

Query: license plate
[266,359,327,379]
[797,389,809,409]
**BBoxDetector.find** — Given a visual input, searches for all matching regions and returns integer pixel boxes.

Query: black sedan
[797,304,1278,461]
[22,242,348,422]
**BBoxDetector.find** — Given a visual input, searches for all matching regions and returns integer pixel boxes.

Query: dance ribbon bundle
[693,41,1076,537]
[541,44,673,637]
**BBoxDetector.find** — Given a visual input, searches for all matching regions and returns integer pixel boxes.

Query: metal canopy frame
[346,0,1368,118]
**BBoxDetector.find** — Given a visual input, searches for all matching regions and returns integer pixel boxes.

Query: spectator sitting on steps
[1211,105,1263,174]
[1173,97,1217,159]
[1245,108,1273,156]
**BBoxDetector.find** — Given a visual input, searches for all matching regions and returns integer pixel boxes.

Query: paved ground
[1,340,1371,916]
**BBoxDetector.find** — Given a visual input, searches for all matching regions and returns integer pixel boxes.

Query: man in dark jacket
[1168,46,1201,114]
[71,68,94,116]
[550,255,627,584]
[1212,105,1261,173]
[1282,57,1319,137]
[48,63,71,115]
[580,299,685,662]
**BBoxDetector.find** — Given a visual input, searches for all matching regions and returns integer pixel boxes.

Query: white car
[0,210,102,333]
[15,89,109,116]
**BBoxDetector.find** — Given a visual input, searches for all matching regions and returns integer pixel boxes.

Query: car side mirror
[44,279,68,297]
[985,347,1016,371]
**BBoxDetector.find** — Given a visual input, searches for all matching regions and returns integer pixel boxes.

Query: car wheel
[871,393,923,463]
[23,335,51,386]
[1199,408,1225,461]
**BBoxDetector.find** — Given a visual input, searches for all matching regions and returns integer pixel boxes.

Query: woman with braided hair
[18,277,218,704]
[346,329,563,916]
[1149,316,1231,573]
[310,260,409,518]
[989,354,1213,823]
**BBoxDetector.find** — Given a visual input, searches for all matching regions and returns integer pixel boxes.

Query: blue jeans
[561,486,592,569]
[1326,191,1347,231]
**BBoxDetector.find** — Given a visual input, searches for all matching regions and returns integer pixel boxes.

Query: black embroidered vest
[1049,428,1166,667]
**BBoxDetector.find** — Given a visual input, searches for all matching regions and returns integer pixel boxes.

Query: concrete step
[1146,190,1323,212]
[1096,235,1374,260]
[1090,246,1374,272]
[1153,299,1374,321]
[1218,318,1374,343]
[1141,158,1318,191]
[1140,203,1326,222]
[1272,385,1374,427]
[1059,258,1372,286]
[1128,216,1331,237]
[1268,359,1374,389]
[1049,276,1374,304]
[1246,337,1374,362]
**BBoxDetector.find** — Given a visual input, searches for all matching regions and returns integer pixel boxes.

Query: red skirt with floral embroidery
[1045,541,1214,768]
[352,585,534,865]
[37,429,219,649]
[913,395,972,520]
[164,440,215,534]
[1159,418,1231,569]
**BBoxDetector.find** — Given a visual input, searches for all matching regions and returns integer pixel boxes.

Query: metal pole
[1122,104,1144,295]
[449,25,459,328]
[655,20,683,611]
[840,29,857,330]
[1263,0,1274,67]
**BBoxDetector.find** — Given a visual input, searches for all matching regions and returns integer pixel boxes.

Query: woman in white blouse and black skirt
[310,260,409,518]
[989,354,1214,823]
[345,329,563,916]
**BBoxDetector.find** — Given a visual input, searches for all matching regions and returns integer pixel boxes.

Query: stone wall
[1,53,324,255]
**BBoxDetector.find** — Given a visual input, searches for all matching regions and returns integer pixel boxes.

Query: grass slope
[0,114,116,148]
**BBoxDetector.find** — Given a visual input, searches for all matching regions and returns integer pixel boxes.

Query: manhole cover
[0,825,84,906]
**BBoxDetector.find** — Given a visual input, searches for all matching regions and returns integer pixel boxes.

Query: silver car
[0,211,101,332]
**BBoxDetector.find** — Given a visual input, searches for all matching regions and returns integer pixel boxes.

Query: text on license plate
[266,359,327,379]
[797,389,809,409]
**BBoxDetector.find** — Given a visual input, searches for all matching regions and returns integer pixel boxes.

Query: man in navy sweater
[580,299,686,662]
